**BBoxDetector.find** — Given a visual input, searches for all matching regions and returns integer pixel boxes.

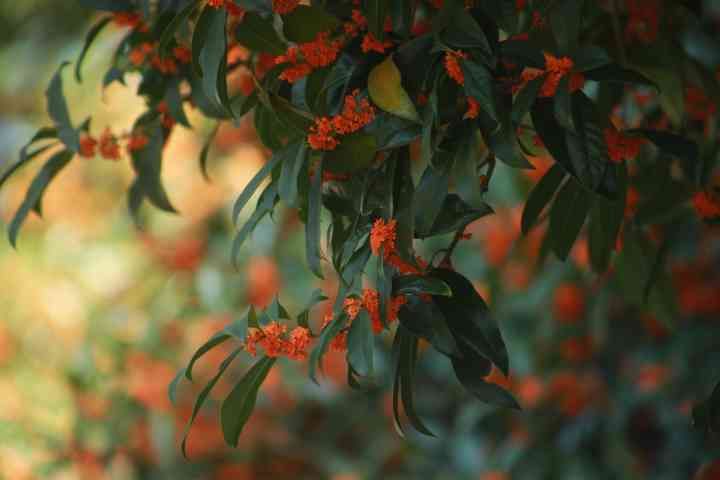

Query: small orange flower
[113,12,144,29]
[464,97,480,119]
[300,32,341,68]
[553,283,585,324]
[272,0,300,14]
[308,117,339,151]
[173,45,191,64]
[445,50,467,85]
[693,190,720,220]
[285,327,311,360]
[361,33,392,54]
[321,312,348,352]
[127,132,150,152]
[343,297,363,321]
[605,128,646,163]
[99,127,121,160]
[370,218,397,259]
[79,135,97,158]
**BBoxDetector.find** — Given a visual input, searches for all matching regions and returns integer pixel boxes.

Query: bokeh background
[1,2,720,479]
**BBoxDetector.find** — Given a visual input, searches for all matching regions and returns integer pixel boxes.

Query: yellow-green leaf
[368,56,420,123]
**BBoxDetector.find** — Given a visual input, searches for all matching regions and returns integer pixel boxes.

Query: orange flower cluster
[113,11,146,31]
[692,190,720,220]
[321,312,348,352]
[464,97,480,119]
[276,32,341,83]
[127,131,150,152]
[604,128,646,163]
[514,53,584,97]
[207,0,244,15]
[343,9,394,54]
[445,50,468,85]
[156,101,176,130]
[307,90,376,150]
[343,289,407,334]
[272,0,300,15]
[625,0,661,44]
[128,42,190,75]
[245,322,311,360]
[99,127,121,160]
[79,135,97,158]
[369,218,428,275]
[553,283,585,324]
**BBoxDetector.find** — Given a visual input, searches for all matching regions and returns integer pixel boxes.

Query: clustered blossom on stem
[79,127,151,160]
[604,128,647,163]
[343,9,394,54]
[244,322,312,360]
[276,32,342,83]
[307,90,376,151]
[514,53,585,97]
[370,218,428,275]
[693,190,720,220]
[445,50,468,86]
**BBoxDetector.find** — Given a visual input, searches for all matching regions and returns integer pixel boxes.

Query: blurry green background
[1,2,720,480]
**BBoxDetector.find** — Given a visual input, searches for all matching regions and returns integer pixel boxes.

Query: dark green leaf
[512,75,544,124]
[462,59,497,121]
[199,7,232,116]
[550,0,584,53]
[306,158,324,278]
[571,46,611,72]
[75,16,112,82]
[198,123,219,180]
[431,268,509,375]
[521,163,566,234]
[398,296,459,357]
[234,12,285,55]
[583,64,656,87]
[220,356,276,447]
[232,153,282,222]
[587,165,625,272]
[129,121,177,213]
[181,349,241,458]
[325,133,378,174]
[393,327,435,436]
[365,0,387,40]
[309,312,348,383]
[549,178,591,260]
[278,141,307,207]
[168,367,186,405]
[184,331,231,381]
[79,0,133,11]
[414,163,450,236]
[631,129,699,163]
[282,5,340,43]
[393,275,452,297]
[347,310,374,377]
[8,149,73,247]
[452,356,520,409]
[1,127,58,189]
[46,63,80,152]
[231,182,279,264]
[418,194,493,238]
[159,0,199,55]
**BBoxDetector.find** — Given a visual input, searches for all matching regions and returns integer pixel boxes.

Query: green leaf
[164,80,192,128]
[79,0,133,11]
[398,296,459,357]
[192,5,213,76]
[393,275,452,297]
[75,16,112,82]
[1,127,58,190]
[571,46,611,72]
[181,349,241,458]
[184,330,232,381]
[365,0,388,40]
[486,114,533,169]
[521,163,566,234]
[368,56,420,123]
[199,7,233,116]
[282,5,339,43]
[46,63,80,152]
[550,0,584,53]
[512,75,544,124]
[451,356,520,409]
[583,63,656,87]
[220,356,276,447]
[393,148,415,259]
[129,121,177,213]
[278,141,307,207]
[309,312,348,383]
[347,310,374,377]
[431,268,509,375]
[390,0,413,38]
[553,76,573,130]
[436,1,491,58]
[168,367,187,405]
[324,133,378,174]
[632,129,699,163]
[297,289,328,330]
[587,166,625,272]
[159,0,199,55]
[231,182,279,264]
[414,163,450,236]
[8,149,73,247]
[392,327,435,437]
[234,11,285,55]
[232,153,282,223]
[418,194,493,239]
[461,59,497,122]
[549,178,591,260]
[306,158,324,278]
[198,123,219,180]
